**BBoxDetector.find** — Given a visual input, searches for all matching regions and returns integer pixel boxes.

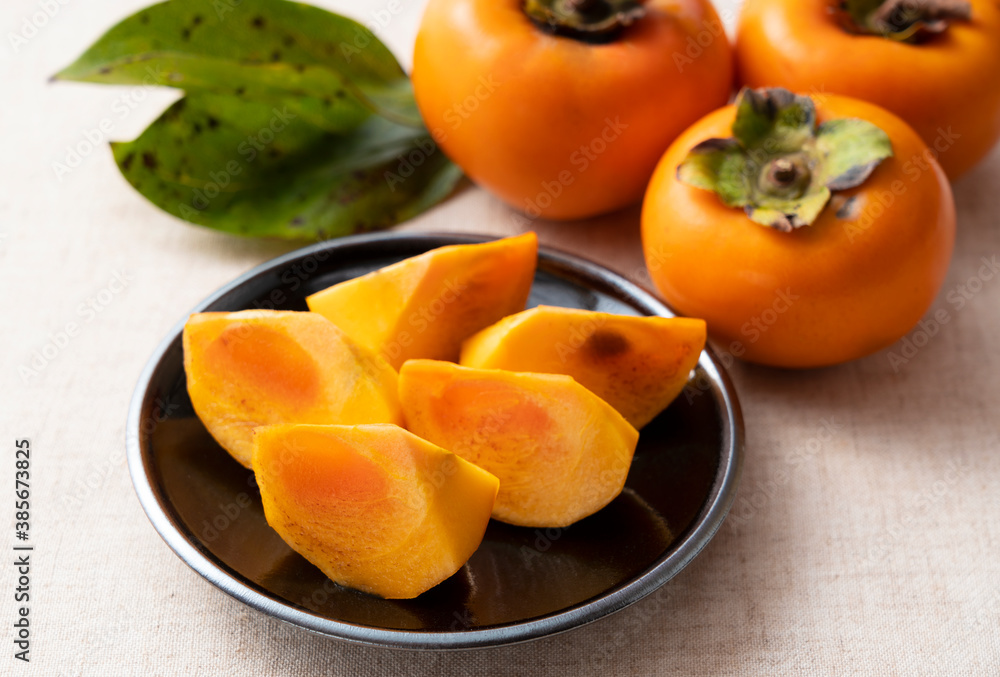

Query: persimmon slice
[398,359,639,528]
[461,306,706,428]
[183,310,401,468]
[252,423,499,599]
[306,233,537,369]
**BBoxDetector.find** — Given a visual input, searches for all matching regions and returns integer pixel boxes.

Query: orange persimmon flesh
[398,360,639,528]
[460,306,706,429]
[252,423,499,599]
[183,310,401,468]
[306,233,538,369]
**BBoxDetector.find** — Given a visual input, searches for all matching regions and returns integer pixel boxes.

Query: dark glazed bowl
[126,232,743,650]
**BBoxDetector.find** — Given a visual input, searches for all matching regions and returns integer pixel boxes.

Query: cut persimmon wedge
[252,423,499,599]
[461,306,706,428]
[306,233,538,369]
[398,360,639,528]
[183,310,401,468]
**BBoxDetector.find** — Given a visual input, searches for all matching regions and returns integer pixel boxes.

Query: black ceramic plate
[127,232,743,650]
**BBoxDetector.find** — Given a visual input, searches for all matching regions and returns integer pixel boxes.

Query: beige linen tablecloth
[3,0,998,673]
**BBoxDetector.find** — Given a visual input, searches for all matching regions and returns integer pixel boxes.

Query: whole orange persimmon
[641,88,956,369]
[412,0,733,220]
[736,0,1000,178]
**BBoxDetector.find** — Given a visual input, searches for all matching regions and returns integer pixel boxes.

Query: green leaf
[54,0,421,129]
[732,87,816,154]
[746,185,831,232]
[111,93,462,240]
[676,87,895,231]
[676,138,752,206]
[815,118,894,190]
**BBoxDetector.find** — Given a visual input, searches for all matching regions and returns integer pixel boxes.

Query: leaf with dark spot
[53,0,422,129]
[111,93,462,241]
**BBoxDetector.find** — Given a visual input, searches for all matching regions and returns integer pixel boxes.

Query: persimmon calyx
[842,0,972,43]
[676,87,894,232]
[522,0,645,43]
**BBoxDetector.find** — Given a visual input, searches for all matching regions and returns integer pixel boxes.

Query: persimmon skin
[412,0,733,219]
[641,95,956,368]
[735,0,1000,178]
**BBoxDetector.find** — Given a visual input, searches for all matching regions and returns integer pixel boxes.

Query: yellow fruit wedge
[183,310,401,468]
[307,233,538,369]
[252,423,499,599]
[461,306,706,428]
[398,359,638,528]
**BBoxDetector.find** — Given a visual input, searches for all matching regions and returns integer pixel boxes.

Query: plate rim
[126,231,744,651]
